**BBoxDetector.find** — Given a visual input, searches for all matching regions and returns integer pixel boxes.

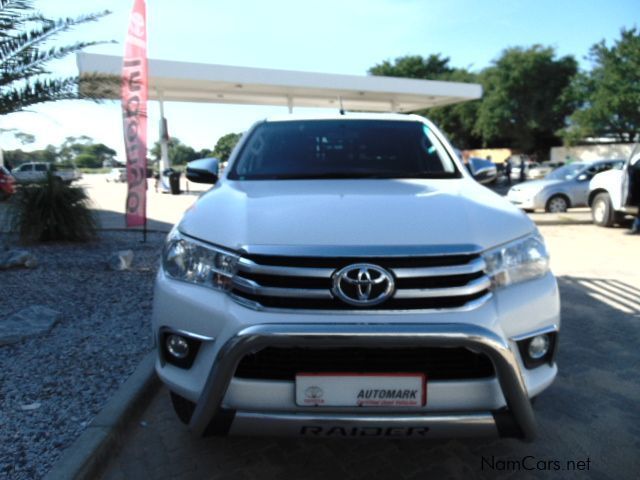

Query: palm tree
[0,0,112,116]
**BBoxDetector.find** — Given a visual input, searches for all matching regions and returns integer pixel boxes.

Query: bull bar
[188,323,538,440]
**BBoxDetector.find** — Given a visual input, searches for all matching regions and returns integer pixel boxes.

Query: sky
[1,0,637,159]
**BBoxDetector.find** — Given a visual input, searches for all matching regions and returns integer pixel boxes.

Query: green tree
[150,137,199,166]
[369,55,481,148]
[74,152,101,169]
[564,27,640,144]
[475,45,578,154]
[369,54,454,79]
[59,135,93,162]
[212,133,242,162]
[0,0,112,115]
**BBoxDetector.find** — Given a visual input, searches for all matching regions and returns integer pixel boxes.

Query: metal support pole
[158,95,170,172]
[287,96,293,114]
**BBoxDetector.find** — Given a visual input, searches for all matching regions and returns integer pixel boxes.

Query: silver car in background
[507,160,625,212]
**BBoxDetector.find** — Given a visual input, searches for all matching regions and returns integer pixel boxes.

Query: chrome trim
[176,231,240,258]
[229,411,498,438]
[227,291,494,314]
[331,263,395,307]
[510,324,559,342]
[232,277,333,299]
[239,244,484,257]
[394,257,486,278]
[394,276,491,299]
[189,323,537,440]
[158,326,216,342]
[237,257,334,278]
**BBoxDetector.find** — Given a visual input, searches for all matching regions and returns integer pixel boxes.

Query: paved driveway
[100,223,640,480]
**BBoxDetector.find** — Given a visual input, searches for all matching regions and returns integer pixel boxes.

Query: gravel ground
[0,230,166,480]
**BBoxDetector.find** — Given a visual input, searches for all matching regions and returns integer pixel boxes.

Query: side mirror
[472,166,497,184]
[186,158,219,184]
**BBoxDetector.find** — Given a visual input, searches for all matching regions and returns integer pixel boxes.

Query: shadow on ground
[93,209,175,233]
[103,276,640,480]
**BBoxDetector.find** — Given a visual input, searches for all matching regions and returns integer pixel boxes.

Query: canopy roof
[77,53,481,112]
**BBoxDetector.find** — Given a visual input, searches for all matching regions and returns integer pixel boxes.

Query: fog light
[528,334,550,360]
[166,334,189,359]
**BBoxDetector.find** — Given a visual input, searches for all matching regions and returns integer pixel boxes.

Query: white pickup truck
[11,162,82,185]
[152,113,560,441]
[588,147,640,227]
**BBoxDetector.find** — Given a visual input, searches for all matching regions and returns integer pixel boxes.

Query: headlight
[162,229,239,291]
[483,232,549,288]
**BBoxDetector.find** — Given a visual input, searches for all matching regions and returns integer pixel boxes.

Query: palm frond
[0,1,113,116]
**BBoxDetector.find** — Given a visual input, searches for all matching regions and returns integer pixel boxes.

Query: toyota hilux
[153,113,560,440]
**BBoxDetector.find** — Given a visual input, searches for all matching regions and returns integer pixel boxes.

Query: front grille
[235,346,495,380]
[230,251,491,311]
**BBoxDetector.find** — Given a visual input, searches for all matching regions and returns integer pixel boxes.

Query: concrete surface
[44,352,159,480]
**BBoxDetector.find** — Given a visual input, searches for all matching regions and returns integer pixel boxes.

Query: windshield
[545,163,586,180]
[228,120,460,180]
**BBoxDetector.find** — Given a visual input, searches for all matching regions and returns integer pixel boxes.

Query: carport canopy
[76,53,482,112]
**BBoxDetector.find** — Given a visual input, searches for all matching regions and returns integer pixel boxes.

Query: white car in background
[507,160,624,212]
[527,162,564,180]
[106,167,127,183]
[509,159,540,181]
[12,162,81,185]
[589,148,640,226]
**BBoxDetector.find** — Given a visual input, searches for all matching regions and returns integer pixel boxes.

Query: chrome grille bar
[232,277,333,299]
[394,277,491,299]
[393,257,486,279]
[232,251,492,311]
[237,257,334,278]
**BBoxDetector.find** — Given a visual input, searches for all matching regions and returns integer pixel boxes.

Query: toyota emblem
[332,263,395,306]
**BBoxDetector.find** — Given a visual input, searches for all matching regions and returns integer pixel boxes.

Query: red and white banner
[121,0,148,227]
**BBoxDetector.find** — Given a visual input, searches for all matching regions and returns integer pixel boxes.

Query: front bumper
[153,271,560,441]
[188,323,538,439]
[507,190,545,210]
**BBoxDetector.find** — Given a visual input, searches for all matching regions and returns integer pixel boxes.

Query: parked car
[589,148,640,227]
[0,165,16,200]
[106,167,127,183]
[154,113,559,441]
[527,161,564,180]
[467,157,497,184]
[507,159,625,212]
[509,158,540,181]
[12,162,81,185]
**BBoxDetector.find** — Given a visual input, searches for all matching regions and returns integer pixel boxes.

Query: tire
[591,192,615,227]
[545,195,569,213]
[170,391,195,424]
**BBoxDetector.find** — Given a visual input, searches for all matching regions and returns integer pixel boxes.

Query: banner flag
[122,0,148,227]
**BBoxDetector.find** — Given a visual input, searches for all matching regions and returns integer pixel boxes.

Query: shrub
[10,173,97,242]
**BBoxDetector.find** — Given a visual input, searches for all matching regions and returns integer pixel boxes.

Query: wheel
[591,192,615,227]
[545,195,569,213]
[170,391,195,424]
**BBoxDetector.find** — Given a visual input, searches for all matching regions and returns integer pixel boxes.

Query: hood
[179,179,535,252]
[510,179,563,192]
